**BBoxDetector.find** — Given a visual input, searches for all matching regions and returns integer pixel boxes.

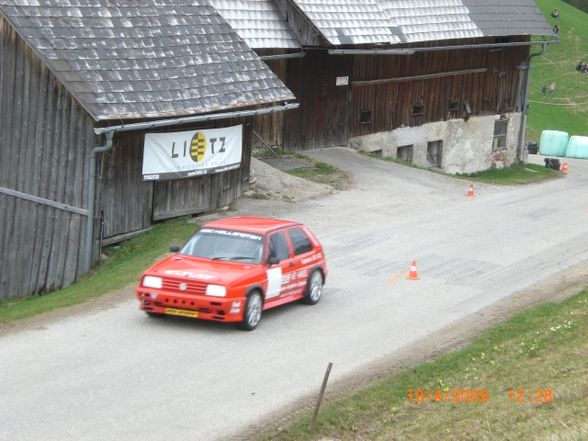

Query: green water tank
[539,130,569,157]
[566,136,588,159]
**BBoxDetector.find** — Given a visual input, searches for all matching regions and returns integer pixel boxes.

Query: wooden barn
[212,0,554,173]
[0,0,294,299]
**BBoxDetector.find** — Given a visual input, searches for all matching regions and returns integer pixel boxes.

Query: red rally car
[135,216,327,330]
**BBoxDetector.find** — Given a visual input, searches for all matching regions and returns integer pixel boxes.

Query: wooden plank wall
[275,40,528,149]
[252,50,288,148]
[0,18,96,300]
[96,119,253,235]
[151,120,252,220]
[282,52,353,150]
[96,132,153,239]
[349,44,529,138]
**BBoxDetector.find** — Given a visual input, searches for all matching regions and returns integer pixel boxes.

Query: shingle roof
[0,0,295,121]
[210,0,301,49]
[289,0,552,46]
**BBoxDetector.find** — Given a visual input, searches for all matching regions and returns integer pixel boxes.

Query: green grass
[526,0,588,141]
[362,151,559,185]
[0,217,197,325]
[455,163,559,185]
[286,154,351,190]
[261,289,588,441]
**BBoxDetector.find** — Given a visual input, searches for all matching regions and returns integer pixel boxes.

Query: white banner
[142,125,242,181]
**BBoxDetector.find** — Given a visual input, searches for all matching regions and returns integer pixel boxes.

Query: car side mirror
[267,256,280,266]
[169,245,181,253]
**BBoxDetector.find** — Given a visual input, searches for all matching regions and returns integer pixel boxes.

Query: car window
[288,228,313,255]
[269,231,290,261]
[180,228,263,263]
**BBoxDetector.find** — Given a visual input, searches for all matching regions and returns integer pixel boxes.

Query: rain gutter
[328,39,558,56]
[259,52,305,61]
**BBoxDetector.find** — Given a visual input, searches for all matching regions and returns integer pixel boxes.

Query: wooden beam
[0,186,88,216]
[152,206,208,221]
[352,68,488,87]
[101,227,153,247]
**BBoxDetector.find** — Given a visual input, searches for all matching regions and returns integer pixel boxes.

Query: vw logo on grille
[179,283,188,291]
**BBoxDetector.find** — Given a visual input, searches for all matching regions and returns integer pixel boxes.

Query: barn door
[283,52,353,150]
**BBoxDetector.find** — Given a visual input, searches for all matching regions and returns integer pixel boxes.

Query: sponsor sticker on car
[165,308,199,318]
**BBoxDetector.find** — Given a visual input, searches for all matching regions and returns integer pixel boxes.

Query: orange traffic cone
[467,183,476,198]
[407,260,420,280]
[562,162,569,173]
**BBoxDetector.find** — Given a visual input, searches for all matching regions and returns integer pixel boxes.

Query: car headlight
[206,284,227,297]
[143,276,162,289]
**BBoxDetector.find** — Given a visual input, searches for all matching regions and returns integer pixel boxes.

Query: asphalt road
[1,150,587,441]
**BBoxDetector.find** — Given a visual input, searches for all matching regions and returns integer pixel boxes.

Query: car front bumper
[136,289,246,323]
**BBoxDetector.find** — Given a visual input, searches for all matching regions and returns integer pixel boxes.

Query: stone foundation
[349,113,523,174]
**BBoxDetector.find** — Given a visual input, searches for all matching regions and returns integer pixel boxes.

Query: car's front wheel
[303,270,323,305]
[239,290,263,330]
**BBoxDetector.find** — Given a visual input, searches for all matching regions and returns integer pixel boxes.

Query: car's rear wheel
[303,270,323,305]
[239,291,263,330]
[146,311,165,318]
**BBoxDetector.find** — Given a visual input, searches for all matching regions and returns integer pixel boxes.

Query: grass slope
[526,0,588,141]
[361,152,559,185]
[263,289,588,440]
[0,217,197,325]
[455,163,559,185]
[288,157,351,190]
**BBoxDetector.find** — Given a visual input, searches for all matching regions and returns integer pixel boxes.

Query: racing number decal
[266,267,282,299]
[190,132,207,163]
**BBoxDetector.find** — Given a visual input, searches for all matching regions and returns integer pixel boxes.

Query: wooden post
[308,362,333,432]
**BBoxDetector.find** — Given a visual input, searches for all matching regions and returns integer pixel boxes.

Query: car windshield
[180,228,263,263]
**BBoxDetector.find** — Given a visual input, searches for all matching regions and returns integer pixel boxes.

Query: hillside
[563,0,588,13]
[526,0,588,142]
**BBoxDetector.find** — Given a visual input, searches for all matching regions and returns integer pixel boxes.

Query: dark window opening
[269,231,291,261]
[397,145,413,163]
[288,228,313,255]
[427,140,443,168]
[495,36,512,44]
[448,100,460,112]
[493,119,508,150]
[411,104,424,116]
[359,110,372,124]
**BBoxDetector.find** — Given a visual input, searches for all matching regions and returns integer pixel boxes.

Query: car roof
[203,216,301,235]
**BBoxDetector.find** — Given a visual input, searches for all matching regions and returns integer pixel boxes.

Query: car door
[285,227,316,297]
[265,230,297,301]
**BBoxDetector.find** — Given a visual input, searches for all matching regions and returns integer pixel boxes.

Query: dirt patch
[233,259,588,441]
[245,157,334,203]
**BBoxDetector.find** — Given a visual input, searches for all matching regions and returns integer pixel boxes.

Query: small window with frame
[397,145,413,162]
[411,104,424,116]
[359,110,372,124]
[448,100,460,113]
[492,119,508,150]
[427,140,443,167]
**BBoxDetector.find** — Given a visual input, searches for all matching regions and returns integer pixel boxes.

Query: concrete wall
[349,113,523,174]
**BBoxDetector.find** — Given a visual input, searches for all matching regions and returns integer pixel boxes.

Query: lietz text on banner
[142,125,242,181]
